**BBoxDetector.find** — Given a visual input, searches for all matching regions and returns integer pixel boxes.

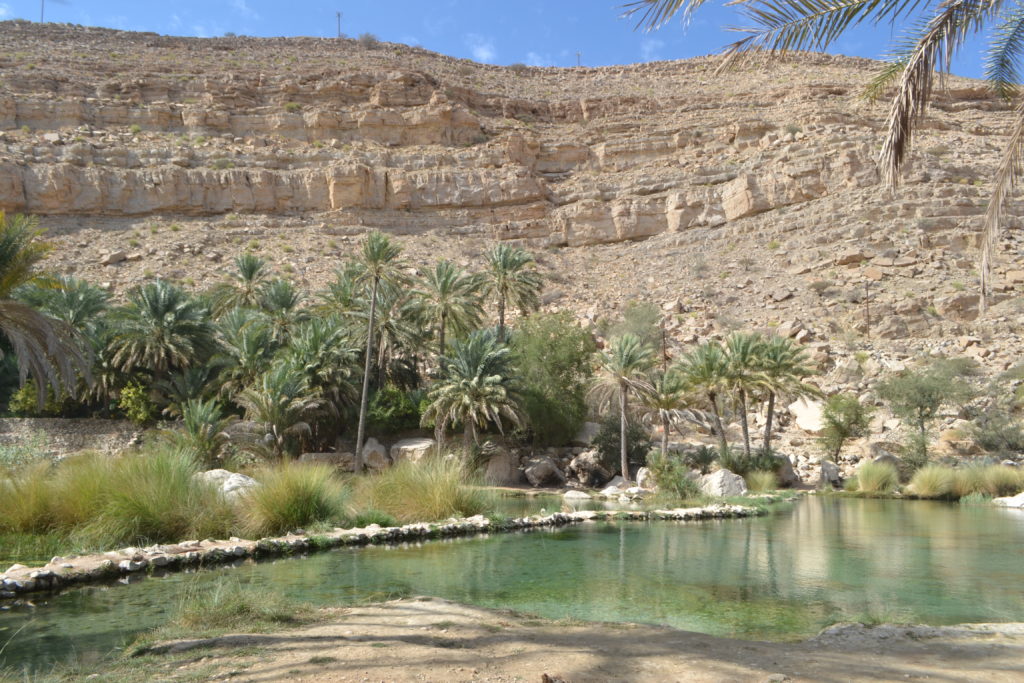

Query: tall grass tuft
[744,470,777,493]
[980,465,1024,497]
[241,462,348,537]
[908,464,954,499]
[951,466,985,499]
[856,461,899,495]
[83,446,235,546]
[173,578,311,631]
[352,457,494,523]
[0,462,57,533]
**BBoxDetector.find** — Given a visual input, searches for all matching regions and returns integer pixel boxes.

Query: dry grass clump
[241,462,349,537]
[351,457,493,523]
[855,461,899,495]
[908,464,954,499]
[744,470,777,493]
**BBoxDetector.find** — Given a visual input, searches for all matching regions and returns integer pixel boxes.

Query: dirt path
[135,597,1024,682]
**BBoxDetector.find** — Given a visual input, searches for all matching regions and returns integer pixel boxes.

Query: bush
[357,32,380,49]
[818,393,873,460]
[0,431,50,473]
[118,381,156,425]
[745,470,777,493]
[969,411,1024,456]
[511,312,594,446]
[980,465,1024,497]
[352,509,398,527]
[899,431,931,473]
[7,380,74,417]
[719,447,777,477]
[646,450,701,501]
[682,445,718,475]
[909,464,954,499]
[593,413,652,474]
[856,461,898,494]
[242,462,348,537]
[351,457,492,523]
[367,385,421,435]
[959,491,992,505]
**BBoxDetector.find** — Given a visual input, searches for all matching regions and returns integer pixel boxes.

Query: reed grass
[855,461,899,494]
[241,462,348,537]
[908,464,954,499]
[744,470,777,493]
[351,457,494,523]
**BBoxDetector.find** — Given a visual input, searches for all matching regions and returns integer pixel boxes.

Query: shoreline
[0,503,766,600]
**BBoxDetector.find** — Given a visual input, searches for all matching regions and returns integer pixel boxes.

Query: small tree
[818,393,874,461]
[590,334,655,482]
[875,358,977,464]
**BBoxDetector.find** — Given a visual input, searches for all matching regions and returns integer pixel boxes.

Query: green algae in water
[4,497,1024,673]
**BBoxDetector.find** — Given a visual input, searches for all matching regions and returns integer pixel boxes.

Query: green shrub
[959,492,992,505]
[0,462,57,533]
[898,431,931,473]
[745,470,777,493]
[646,450,701,501]
[969,411,1024,456]
[719,447,777,477]
[0,431,50,473]
[351,458,492,523]
[842,476,859,492]
[7,380,73,417]
[682,445,717,475]
[818,393,873,460]
[242,463,348,537]
[593,413,652,473]
[367,385,421,435]
[352,509,399,527]
[171,578,311,633]
[909,464,954,499]
[118,381,156,425]
[856,461,898,494]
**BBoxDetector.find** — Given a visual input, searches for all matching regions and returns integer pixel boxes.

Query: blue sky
[0,1,988,78]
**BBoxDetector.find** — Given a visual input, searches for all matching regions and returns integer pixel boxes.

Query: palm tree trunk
[438,310,447,371]
[661,414,670,458]
[497,291,506,343]
[708,390,728,455]
[355,276,379,472]
[463,420,473,454]
[762,391,776,455]
[620,385,630,483]
[739,389,751,457]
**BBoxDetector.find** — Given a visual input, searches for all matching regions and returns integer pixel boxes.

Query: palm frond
[863,55,910,102]
[979,99,1024,309]
[621,0,712,30]
[985,5,1024,100]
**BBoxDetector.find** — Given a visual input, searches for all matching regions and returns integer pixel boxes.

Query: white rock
[389,438,436,463]
[563,490,592,500]
[700,469,748,497]
[600,485,623,497]
[993,492,1024,508]
[362,438,391,470]
[789,398,825,434]
[636,466,655,489]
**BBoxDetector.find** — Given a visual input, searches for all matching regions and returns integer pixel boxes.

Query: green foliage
[242,462,348,537]
[909,464,954,499]
[511,312,595,445]
[818,393,873,460]
[351,457,492,523]
[876,358,977,438]
[593,412,652,473]
[959,492,993,506]
[118,381,155,425]
[0,431,49,473]
[7,380,69,417]
[951,467,985,499]
[174,397,235,466]
[367,384,421,434]
[718,447,777,477]
[598,300,662,351]
[969,410,1024,456]
[745,469,777,493]
[171,579,312,633]
[855,461,899,495]
[981,465,1024,497]
[645,449,701,500]
[682,445,717,474]
[898,431,931,473]
[352,509,399,527]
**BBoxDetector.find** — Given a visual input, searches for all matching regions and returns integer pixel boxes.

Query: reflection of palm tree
[0,214,90,404]
[591,334,655,482]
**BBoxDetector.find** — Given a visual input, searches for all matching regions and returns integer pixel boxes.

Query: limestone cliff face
[0,22,1012,249]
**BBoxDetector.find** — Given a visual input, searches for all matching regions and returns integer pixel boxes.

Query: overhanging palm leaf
[985,5,1024,100]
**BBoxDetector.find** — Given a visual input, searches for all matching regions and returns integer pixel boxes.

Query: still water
[3,496,1024,671]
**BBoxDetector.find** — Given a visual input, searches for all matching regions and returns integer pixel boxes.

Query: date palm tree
[0,213,90,405]
[258,278,307,345]
[724,331,768,458]
[640,365,693,458]
[757,334,821,454]
[482,243,542,343]
[421,330,523,452]
[214,308,278,400]
[624,0,1024,310]
[18,275,109,336]
[416,259,483,363]
[354,231,406,468]
[109,279,215,385]
[235,360,321,459]
[210,252,269,315]
[591,334,655,482]
[679,340,731,455]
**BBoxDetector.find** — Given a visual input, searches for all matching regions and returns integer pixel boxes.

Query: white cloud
[169,13,182,29]
[640,38,665,62]
[230,0,259,19]
[526,51,552,67]
[400,35,421,47]
[0,4,10,19]
[465,33,496,63]
[192,24,208,37]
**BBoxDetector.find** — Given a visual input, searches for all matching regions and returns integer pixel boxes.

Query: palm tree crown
[210,252,269,315]
[482,243,542,343]
[591,334,655,482]
[416,259,483,362]
[678,340,731,454]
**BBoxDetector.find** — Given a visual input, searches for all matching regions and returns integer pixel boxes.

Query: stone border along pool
[0,504,765,599]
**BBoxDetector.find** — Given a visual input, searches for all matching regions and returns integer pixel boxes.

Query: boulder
[572,421,601,446]
[636,466,656,490]
[774,455,800,488]
[524,456,566,488]
[484,446,525,486]
[566,449,612,487]
[788,398,825,434]
[993,492,1024,508]
[299,451,355,471]
[700,469,748,497]
[563,490,592,500]
[194,469,259,501]
[362,438,391,470]
[817,459,841,488]
[389,438,435,463]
